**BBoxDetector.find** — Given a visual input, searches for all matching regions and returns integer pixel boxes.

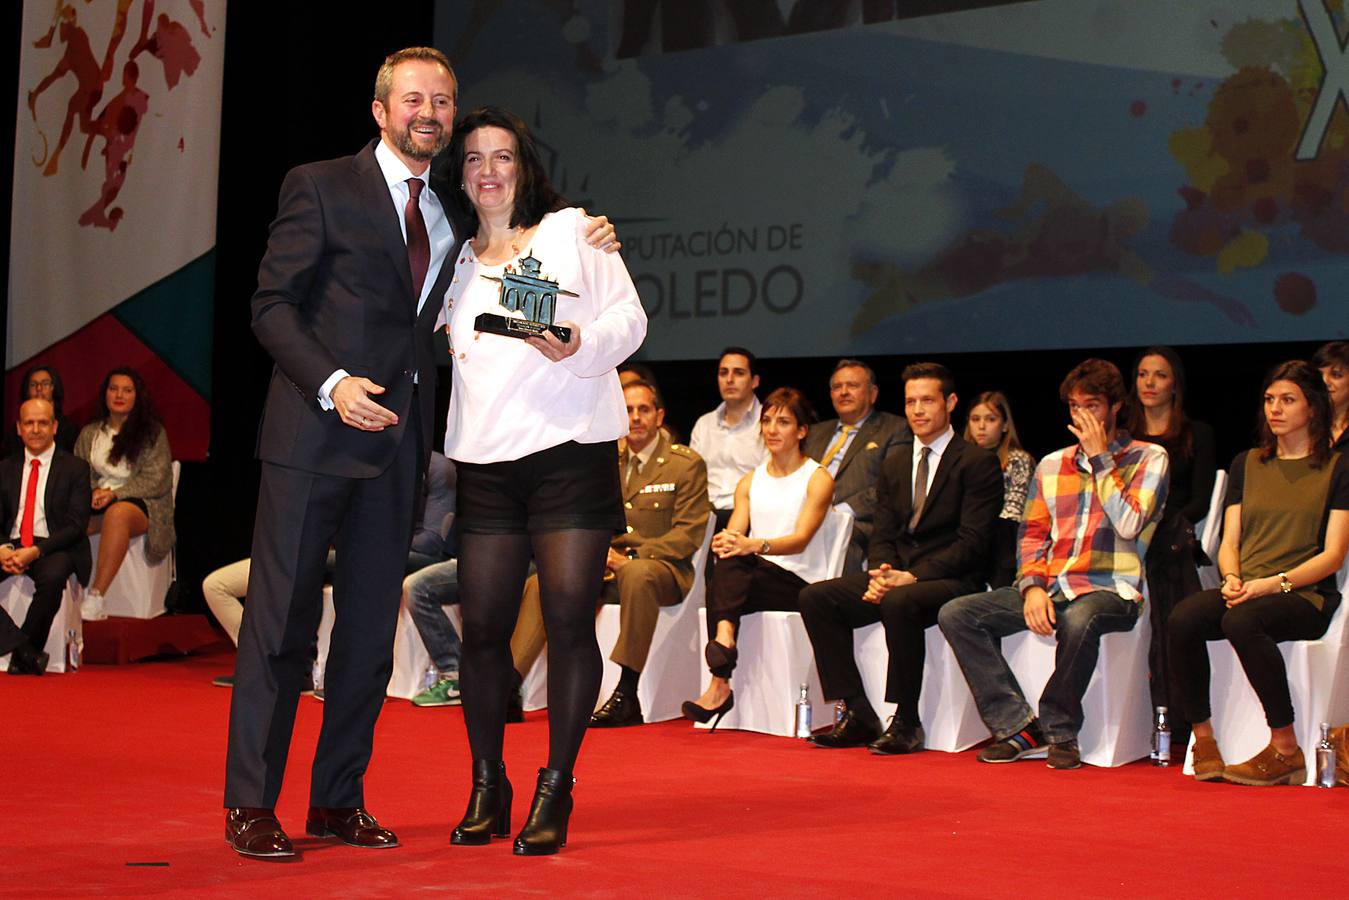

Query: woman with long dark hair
[5,364,77,456]
[1169,361,1348,785]
[681,386,834,728]
[1313,341,1349,452]
[440,107,646,855]
[963,390,1034,588]
[1123,346,1216,754]
[73,367,174,620]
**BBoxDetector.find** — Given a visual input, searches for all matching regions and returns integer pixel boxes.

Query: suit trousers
[225,406,420,809]
[510,558,682,676]
[799,571,971,726]
[0,551,78,656]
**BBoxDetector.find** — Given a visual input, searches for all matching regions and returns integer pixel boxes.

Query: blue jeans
[937,586,1140,743]
[405,559,462,674]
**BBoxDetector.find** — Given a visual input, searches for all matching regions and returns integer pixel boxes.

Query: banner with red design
[8,0,225,459]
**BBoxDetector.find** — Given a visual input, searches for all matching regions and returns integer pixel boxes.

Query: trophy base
[474,313,571,343]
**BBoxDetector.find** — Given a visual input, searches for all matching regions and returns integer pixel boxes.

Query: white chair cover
[0,574,82,673]
[316,584,450,699]
[1194,470,1228,590]
[694,506,854,735]
[1183,559,1349,784]
[94,461,179,619]
[594,518,717,722]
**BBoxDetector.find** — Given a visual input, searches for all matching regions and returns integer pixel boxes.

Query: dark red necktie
[405,177,430,302]
[20,459,39,548]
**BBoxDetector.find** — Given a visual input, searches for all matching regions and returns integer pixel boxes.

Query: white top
[690,396,767,510]
[318,139,456,408]
[88,425,133,490]
[748,457,832,584]
[10,443,55,541]
[442,208,648,464]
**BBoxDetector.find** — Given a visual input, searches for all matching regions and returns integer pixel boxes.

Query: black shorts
[456,440,625,535]
[92,496,148,517]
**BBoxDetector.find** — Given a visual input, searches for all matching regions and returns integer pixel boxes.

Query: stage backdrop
[7,0,224,459]
[436,0,1347,361]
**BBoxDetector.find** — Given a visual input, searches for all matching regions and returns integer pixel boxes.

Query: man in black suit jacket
[800,362,1002,754]
[0,399,91,675]
[223,47,466,859]
[801,359,911,575]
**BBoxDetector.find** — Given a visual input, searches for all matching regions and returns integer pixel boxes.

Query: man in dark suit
[802,359,911,575]
[800,362,1002,754]
[223,47,465,859]
[0,398,91,675]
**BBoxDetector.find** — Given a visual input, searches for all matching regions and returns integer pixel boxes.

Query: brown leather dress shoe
[305,806,399,848]
[225,807,295,858]
[1223,744,1306,787]
[1190,736,1225,782]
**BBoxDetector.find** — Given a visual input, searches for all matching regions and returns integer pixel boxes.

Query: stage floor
[5,647,1344,897]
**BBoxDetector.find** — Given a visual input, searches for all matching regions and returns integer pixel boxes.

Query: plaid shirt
[1016,430,1168,602]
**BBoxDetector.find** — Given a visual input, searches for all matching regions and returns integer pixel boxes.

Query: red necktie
[20,458,39,548]
[405,177,430,302]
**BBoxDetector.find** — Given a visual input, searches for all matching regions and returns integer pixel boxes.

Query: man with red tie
[0,398,92,675]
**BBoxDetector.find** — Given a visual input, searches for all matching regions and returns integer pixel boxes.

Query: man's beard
[394,117,450,161]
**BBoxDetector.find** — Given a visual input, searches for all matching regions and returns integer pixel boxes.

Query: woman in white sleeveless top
[682,387,834,728]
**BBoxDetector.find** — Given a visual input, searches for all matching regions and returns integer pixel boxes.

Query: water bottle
[834,700,846,725]
[1316,722,1336,788]
[794,683,812,738]
[66,628,80,672]
[1152,706,1171,767]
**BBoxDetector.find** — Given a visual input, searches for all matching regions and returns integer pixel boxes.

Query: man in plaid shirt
[938,359,1168,769]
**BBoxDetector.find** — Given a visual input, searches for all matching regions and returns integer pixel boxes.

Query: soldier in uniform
[510,380,712,726]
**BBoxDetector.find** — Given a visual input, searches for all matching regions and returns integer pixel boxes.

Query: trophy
[474,252,576,343]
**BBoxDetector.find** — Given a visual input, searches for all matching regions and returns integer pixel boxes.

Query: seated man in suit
[802,363,1002,753]
[802,359,911,575]
[0,398,92,674]
[938,359,1168,770]
[511,380,711,726]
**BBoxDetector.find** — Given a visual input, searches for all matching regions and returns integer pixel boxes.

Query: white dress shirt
[10,442,56,542]
[690,396,767,510]
[911,425,955,498]
[318,139,456,408]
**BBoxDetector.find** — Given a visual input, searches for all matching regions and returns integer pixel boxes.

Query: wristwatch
[759,539,771,555]
[1278,572,1293,594]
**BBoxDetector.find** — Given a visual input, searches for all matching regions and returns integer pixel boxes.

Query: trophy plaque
[474,252,576,343]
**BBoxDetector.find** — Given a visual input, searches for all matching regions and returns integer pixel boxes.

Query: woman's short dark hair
[95,366,163,467]
[761,386,817,434]
[445,106,568,234]
[1123,345,1194,458]
[17,363,66,414]
[1256,360,1332,467]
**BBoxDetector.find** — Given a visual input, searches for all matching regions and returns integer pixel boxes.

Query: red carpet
[4,649,1344,897]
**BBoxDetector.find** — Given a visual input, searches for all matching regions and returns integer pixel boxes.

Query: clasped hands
[1221,572,1279,607]
[862,563,916,603]
[0,544,39,574]
[91,487,117,510]
[711,529,757,559]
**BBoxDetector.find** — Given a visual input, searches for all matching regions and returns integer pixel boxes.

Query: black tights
[457,528,611,775]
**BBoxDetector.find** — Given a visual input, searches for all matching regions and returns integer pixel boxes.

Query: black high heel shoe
[681,692,735,731]
[513,767,574,856]
[451,759,512,845]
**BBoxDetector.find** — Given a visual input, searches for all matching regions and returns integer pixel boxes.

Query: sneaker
[977,721,1048,763]
[80,589,107,622]
[1047,739,1082,769]
[212,674,235,687]
[411,674,461,707]
[1223,744,1305,787]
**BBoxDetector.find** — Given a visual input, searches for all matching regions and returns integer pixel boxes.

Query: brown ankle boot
[1190,736,1225,782]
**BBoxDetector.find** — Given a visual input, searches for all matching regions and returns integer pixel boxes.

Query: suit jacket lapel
[918,437,963,524]
[834,416,876,479]
[895,444,915,521]
[354,141,417,313]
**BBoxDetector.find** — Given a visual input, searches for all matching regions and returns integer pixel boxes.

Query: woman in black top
[4,365,77,457]
[1123,346,1216,753]
[1313,341,1348,452]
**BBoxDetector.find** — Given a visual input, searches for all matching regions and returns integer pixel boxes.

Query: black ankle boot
[512,767,574,856]
[451,759,512,845]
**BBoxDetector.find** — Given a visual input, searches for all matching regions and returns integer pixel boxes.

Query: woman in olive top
[1168,361,1349,786]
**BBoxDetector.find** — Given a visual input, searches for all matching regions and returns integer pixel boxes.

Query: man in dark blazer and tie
[802,359,911,575]
[0,398,91,675]
[223,47,466,859]
[800,362,1002,754]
